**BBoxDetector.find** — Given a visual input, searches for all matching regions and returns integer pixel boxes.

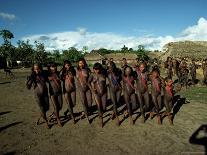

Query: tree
[136,45,149,61]
[0,29,14,45]
[121,45,128,53]
[33,41,48,65]
[63,47,83,62]
[82,46,88,53]
[15,40,34,66]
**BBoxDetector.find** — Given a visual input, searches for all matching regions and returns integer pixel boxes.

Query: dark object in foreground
[189,124,207,155]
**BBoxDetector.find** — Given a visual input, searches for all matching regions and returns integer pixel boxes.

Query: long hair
[62,60,76,76]
[77,58,88,70]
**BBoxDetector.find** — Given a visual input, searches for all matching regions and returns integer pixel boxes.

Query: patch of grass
[178,86,207,104]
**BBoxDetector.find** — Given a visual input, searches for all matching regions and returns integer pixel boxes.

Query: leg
[151,95,161,125]
[36,95,49,129]
[143,91,150,113]
[164,97,173,125]
[101,93,107,112]
[94,94,103,127]
[136,91,145,121]
[79,89,90,123]
[86,89,92,111]
[131,93,137,111]
[51,95,62,127]
[109,88,120,126]
[124,92,133,125]
[64,92,75,123]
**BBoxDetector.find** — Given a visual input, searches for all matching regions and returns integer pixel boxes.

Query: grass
[178,86,207,104]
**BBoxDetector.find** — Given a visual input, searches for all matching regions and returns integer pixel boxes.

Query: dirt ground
[0,68,207,155]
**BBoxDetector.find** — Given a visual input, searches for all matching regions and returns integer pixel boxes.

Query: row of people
[26,58,175,128]
[165,57,207,87]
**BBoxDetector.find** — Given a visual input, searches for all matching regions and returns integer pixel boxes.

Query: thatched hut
[84,50,105,65]
[161,41,207,61]
[105,53,138,64]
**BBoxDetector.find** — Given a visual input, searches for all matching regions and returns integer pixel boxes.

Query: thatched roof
[105,53,137,60]
[147,52,162,59]
[84,51,105,61]
[161,41,207,61]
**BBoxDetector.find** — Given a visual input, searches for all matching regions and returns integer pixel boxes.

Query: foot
[168,114,173,125]
[124,111,129,118]
[80,112,86,119]
[116,117,120,126]
[129,117,134,125]
[150,112,155,119]
[111,112,115,120]
[157,115,161,125]
[57,119,62,127]
[141,116,145,123]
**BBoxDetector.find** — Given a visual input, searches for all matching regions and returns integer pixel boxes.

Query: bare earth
[0,68,207,155]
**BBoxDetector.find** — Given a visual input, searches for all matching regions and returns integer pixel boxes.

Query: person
[149,68,163,125]
[135,62,150,123]
[88,63,107,127]
[121,58,129,73]
[122,66,137,125]
[162,77,174,125]
[48,62,63,127]
[107,61,122,126]
[189,124,207,155]
[60,60,76,124]
[202,59,207,85]
[189,59,197,85]
[76,58,92,123]
[26,63,50,129]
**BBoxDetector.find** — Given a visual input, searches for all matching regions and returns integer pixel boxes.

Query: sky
[0,0,207,51]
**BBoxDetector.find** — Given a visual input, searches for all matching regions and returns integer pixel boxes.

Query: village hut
[105,53,138,65]
[161,41,207,62]
[84,50,105,65]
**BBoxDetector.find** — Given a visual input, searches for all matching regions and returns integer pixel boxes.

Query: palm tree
[0,29,14,45]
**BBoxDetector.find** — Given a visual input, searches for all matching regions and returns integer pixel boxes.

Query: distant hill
[160,41,207,61]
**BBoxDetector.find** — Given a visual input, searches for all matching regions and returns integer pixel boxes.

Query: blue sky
[0,0,207,51]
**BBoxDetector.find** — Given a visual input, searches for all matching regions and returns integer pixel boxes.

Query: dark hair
[93,62,103,70]
[77,58,88,70]
[164,77,172,83]
[32,63,43,72]
[50,62,57,67]
[151,67,160,75]
[64,60,72,66]
[62,60,76,76]
[122,58,126,61]
[123,66,134,77]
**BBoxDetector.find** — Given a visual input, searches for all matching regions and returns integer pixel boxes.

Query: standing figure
[135,63,150,123]
[26,63,50,129]
[165,57,173,79]
[179,59,189,89]
[149,68,163,125]
[162,77,174,125]
[107,61,122,126]
[121,58,129,72]
[189,59,197,85]
[202,59,207,85]
[122,66,137,125]
[60,60,76,124]
[76,58,92,123]
[88,63,107,127]
[172,58,180,79]
[48,62,63,127]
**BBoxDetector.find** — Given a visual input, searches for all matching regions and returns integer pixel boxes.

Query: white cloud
[0,12,16,20]
[21,17,207,52]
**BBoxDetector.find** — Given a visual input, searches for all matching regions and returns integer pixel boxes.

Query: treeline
[0,29,155,68]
